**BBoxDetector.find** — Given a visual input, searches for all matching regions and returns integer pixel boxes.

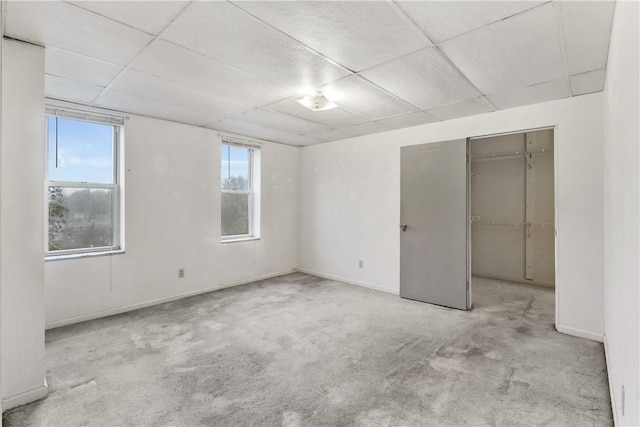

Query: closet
[470,129,555,287]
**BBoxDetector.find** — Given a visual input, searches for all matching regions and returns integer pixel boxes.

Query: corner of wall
[297,144,304,264]
[602,0,640,425]
[603,335,620,425]
[1,38,47,411]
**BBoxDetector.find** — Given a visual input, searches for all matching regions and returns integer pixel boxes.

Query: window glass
[221,145,249,191]
[48,116,115,184]
[221,193,249,236]
[48,187,115,251]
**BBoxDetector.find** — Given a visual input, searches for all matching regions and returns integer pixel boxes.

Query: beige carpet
[3,273,611,426]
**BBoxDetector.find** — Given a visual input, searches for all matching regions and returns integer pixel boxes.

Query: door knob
[400,224,408,232]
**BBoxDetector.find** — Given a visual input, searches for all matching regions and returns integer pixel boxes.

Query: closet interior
[470,129,555,288]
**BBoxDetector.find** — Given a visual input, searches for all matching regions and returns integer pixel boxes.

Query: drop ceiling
[3,1,615,146]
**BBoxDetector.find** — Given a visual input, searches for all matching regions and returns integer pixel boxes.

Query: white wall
[1,39,47,409]
[299,93,605,341]
[603,1,640,424]
[0,8,4,422]
[45,105,299,327]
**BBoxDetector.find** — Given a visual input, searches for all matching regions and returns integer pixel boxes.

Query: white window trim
[221,137,261,242]
[45,107,125,259]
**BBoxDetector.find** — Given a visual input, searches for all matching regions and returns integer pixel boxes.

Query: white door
[400,140,470,310]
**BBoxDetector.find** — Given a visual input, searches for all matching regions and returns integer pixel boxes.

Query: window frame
[45,107,125,259]
[220,138,261,242]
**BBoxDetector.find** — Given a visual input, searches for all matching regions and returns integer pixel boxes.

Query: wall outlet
[178,268,185,279]
[358,260,364,269]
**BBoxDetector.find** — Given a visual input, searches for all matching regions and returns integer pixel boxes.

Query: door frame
[466,125,558,324]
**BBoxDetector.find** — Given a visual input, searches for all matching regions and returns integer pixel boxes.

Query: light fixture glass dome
[296,92,338,111]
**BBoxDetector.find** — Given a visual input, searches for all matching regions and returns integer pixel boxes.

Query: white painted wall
[45,104,299,327]
[603,1,640,424]
[1,39,47,409]
[299,93,605,341]
[0,8,4,422]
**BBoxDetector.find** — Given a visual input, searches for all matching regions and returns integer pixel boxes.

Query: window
[221,139,260,241]
[46,108,123,256]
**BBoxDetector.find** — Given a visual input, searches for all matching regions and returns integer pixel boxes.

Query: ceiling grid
[3,0,616,146]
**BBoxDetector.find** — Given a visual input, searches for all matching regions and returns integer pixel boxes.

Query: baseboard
[2,379,48,412]
[297,268,399,296]
[45,270,295,329]
[556,325,604,342]
[603,335,619,426]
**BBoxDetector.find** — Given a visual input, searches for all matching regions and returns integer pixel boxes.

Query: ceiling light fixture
[296,91,338,111]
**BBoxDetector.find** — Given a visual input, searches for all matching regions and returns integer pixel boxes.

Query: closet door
[400,140,470,310]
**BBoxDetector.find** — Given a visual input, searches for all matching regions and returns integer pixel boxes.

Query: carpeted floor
[3,273,611,426]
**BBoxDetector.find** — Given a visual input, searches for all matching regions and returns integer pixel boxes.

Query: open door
[400,140,470,310]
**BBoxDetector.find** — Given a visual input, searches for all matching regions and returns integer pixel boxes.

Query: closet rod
[529,222,555,228]
[472,221,524,227]
[526,149,554,156]
[472,221,555,227]
[470,151,524,160]
[471,149,553,161]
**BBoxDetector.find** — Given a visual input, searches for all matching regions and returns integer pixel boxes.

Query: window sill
[221,237,260,244]
[45,249,125,262]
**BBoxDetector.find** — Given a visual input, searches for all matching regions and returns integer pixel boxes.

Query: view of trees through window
[221,192,249,236]
[48,187,115,251]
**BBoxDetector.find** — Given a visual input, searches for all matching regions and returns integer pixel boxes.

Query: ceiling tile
[570,69,606,96]
[161,2,350,89]
[487,79,570,110]
[45,75,104,104]
[235,1,429,72]
[397,1,544,43]
[440,3,566,95]
[304,129,350,143]
[264,98,367,128]
[426,97,495,121]
[5,1,153,65]
[561,1,615,75]
[94,90,218,126]
[131,40,292,107]
[46,47,124,87]
[232,109,329,135]
[339,121,390,137]
[209,118,318,146]
[375,111,438,130]
[71,1,188,35]
[321,76,417,120]
[111,69,254,122]
[361,48,480,110]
